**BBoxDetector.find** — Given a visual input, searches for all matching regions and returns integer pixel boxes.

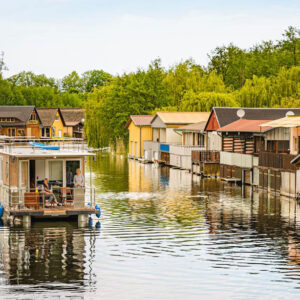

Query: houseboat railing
[192,150,220,163]
[0,137,89,154]
[258,152,298,171]
[0,186,96,211]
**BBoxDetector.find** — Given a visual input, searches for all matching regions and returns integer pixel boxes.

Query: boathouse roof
[176,121,207,132]
[151,112,210,126]
[218,119,272,133]
[125,115,154,128]
[60,108,84,126]
[205,107,300,131]
[37,108,64,127]
[260,116,300,128]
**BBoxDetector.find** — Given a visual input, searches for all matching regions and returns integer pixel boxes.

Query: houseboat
[0,137,97,227]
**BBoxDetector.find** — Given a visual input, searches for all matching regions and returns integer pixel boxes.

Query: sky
[1,0,299,78]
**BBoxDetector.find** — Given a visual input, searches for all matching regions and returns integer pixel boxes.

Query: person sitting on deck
[74,168,84,188]
[43,178,61,207]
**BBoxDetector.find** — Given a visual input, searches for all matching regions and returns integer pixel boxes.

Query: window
[55,115,59,121]
[17,129,25,136]
[30,113,37,121]
[49,161,63,187]
[52,127,55,137]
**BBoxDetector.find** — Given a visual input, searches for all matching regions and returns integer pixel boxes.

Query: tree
[82,70,112,92]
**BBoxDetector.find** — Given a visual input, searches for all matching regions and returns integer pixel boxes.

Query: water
[1,153,300,299]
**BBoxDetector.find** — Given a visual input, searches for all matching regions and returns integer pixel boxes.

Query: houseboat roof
[260,116,300,128]
[125,115,153,128]
[37,108,64,127]
[205,107,300,131]
[218,119,272,133]
[152,112,210,125]
[0,106,38,126]
[60,108,84,126]
[176,121,207,132]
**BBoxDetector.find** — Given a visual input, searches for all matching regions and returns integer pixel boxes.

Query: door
[27,128,31,137]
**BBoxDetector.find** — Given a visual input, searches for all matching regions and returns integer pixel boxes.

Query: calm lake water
[0,153,300,299]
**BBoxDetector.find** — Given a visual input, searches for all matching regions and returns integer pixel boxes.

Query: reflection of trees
[0,222,98,290]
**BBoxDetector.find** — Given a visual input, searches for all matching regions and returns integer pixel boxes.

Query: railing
[192,150,220,163]
[258,152,298,171]
[0,186,95,211]
[0,137,90,155]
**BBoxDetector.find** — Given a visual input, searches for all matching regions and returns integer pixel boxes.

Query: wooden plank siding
[258,152,297,171]
[192,150,220,163]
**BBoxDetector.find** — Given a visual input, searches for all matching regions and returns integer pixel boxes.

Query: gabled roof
[60,108,84,126]
[0,106,38,125]
[37,108,62,127]
[152,112,210,125]
[218,119,272,133]
[176,121,207,132]
[125,115,153,128]
[260,116,300,128]
[205,107,300,131]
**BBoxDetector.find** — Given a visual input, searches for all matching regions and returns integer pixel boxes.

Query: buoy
[96,221,101,229]
[0,205,4,218]
[95,204,101,218]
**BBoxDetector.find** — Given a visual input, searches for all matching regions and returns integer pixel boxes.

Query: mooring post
[267,169,271,194]
[78,214,87,227]
[23,215,31,228]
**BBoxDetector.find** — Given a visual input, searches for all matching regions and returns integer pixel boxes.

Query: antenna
[237,109,245,119]
[286,111,295,117]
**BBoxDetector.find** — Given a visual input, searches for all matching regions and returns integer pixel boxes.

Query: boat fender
[95,204,101,218]
[0,205,4,218]
[96,221,101,229]
[88,217,93,227]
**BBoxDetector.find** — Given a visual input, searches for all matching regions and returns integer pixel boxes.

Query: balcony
[192,150,220,163]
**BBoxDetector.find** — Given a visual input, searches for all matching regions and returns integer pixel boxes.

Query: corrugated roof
[0,106,36,124]
[125,115,153,128]
[60,108,84,126]
[37,108,59,127]
[260,116,300,128]
[211,107,300,128]
[218,119,272,133]
[153,112,210,125]
[176,121,207,132]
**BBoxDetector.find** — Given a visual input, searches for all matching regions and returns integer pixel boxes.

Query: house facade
[60,108,85,138]
[125,115,153,159]
[37,108,65,138]
[0,106,41,138]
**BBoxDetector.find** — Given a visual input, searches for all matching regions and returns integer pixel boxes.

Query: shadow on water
[1,153,300,298]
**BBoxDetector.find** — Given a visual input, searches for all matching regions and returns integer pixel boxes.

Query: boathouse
[169,121,206,170]
[37,108,65,138]
[143,112,210,165]
[125,115,153,159]
[259,116,300,197]
[192,107,300,178]
[217,119,271,185]
[0,106,41,138]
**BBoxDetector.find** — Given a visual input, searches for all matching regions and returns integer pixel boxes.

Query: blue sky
[1,0,299,78]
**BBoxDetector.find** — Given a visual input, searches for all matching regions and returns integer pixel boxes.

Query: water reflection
[0,222,99,297]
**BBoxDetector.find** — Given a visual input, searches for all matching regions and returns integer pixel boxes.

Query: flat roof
[260,116,300,128]
[218,119,272,133]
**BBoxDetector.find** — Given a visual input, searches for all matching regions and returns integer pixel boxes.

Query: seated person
[43,178,61,207]
[74,168,84,188]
